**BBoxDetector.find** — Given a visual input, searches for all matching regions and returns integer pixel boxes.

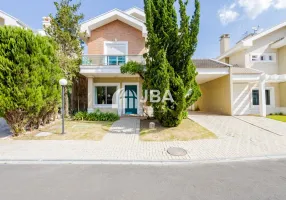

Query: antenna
[252,25,260,34]
[242,31,249,37]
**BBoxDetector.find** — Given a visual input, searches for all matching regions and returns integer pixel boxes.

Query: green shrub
[182,111,188,119]
[74,109,119,122]
[74,111,88,121]
[0,26,61,135]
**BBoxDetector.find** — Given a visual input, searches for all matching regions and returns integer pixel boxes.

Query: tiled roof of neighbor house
[231,67,263,74]
[193,59,231,68]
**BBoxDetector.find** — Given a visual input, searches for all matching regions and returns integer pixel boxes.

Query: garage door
[233,83,251,115]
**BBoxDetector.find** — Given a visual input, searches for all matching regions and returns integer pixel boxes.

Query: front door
[125,85,138,115]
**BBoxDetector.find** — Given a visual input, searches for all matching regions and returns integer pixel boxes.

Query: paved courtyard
[1,113,286,162]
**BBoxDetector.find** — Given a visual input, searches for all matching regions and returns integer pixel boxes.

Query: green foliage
[120,61,145,79]
[144,0,201,127]
[0,26,62,135]
[74,109,120,122]
[182,111,188,119]
[45,0,84,115]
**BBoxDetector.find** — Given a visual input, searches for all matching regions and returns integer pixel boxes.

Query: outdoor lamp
[59,78,68,134]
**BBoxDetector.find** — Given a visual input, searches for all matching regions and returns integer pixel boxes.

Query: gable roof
[81,9,147,38]
[125,7,145,21]
[218,21,286,60]
[0,10,29,28]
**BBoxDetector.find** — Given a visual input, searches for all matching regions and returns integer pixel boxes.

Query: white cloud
[218,0,286,25]
[218,4,240,25]
[238,0,272,19]
[274,0,286,9]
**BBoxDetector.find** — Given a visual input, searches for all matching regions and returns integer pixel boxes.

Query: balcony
[81,55,145,66]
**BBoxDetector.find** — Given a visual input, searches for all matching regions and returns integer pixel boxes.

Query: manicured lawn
[267,115,286,122]
[140,119,217,141]
[14,120,113,141]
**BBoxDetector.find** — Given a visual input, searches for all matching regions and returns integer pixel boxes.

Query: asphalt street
[0,159,286,200]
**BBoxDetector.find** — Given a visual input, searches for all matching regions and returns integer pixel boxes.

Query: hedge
[74,109,120,122]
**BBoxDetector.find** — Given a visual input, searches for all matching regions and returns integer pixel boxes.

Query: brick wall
[87,20,146,55]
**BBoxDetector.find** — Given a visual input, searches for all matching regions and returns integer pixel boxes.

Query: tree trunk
[64,88,69,117]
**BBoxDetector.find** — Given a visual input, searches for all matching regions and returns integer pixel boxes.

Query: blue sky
[1,0,286,58]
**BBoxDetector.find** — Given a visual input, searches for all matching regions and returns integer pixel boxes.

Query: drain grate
[167,147,187,156]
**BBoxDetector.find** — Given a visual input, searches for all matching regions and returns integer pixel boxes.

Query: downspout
[229,66,234,116]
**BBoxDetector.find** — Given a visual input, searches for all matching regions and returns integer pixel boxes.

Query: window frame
[94,83,120,108]
[104,41,129,66]
[251,87,275,108]
[250,53,276,63]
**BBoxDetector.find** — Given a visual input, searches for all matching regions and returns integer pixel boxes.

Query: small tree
[45,0,84,116]
[0,26,62,135]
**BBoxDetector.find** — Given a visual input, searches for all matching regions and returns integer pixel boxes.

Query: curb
[1,154,286,165]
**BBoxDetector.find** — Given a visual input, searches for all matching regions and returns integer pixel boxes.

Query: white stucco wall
[228,27,286,75]
[233,82,284,115]
[0,11,27,28]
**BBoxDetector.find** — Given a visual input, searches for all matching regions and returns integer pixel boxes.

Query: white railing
[82,55,145,66]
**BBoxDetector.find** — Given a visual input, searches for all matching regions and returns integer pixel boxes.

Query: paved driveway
[235,115,286,136]
[188,112,285,140]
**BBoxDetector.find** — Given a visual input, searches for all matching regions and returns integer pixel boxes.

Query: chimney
[220,34,230,55]
[42,17,51,28]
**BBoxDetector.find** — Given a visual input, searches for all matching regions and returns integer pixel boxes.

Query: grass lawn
[140,119,217,141]
[14,120,113,141]
[267,115,286,122]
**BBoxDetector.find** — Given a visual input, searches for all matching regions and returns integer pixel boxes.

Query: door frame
[122,82,140,115]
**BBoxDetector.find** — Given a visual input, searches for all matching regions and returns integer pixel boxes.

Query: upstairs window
[251,53,276,62]
[252,55,258,62]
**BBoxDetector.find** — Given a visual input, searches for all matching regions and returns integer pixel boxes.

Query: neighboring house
[0,10,29,28]
[217,22,286,117]
[79,7,233,116]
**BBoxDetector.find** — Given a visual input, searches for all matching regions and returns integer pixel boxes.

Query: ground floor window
[252,89,271,106]
[95,86,117,105]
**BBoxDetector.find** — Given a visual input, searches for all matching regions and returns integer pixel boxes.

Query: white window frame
[250,53,276,63]
[251,87,275,108]
[104,41,129,65]
[94,83,120,108]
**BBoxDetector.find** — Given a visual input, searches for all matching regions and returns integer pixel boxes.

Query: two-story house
[217,22,286,117]
[0,10,29,28]
[79,7,234,116]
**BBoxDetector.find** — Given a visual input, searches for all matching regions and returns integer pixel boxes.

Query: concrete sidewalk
[1,115,286,163]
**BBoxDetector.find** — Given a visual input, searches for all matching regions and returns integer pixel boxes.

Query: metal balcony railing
[82,55,145,66]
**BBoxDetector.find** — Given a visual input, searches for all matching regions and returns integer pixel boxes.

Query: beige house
[79,7,286,117]
[217,22,286,117]
[0,10,29,28]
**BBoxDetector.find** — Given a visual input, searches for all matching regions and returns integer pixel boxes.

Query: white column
[87,77,94,113]
[259,78,266,117]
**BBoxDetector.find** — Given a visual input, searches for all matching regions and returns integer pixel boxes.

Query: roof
[80,9,147,38]
[125,7,145,20]
[231,67,263,74]
[218,21,286,60]
[193,59,231,68]
[0,10,29,28]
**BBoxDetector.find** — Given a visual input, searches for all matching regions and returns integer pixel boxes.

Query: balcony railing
[82,55,145,66]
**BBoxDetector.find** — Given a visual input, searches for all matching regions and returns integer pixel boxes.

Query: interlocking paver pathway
[1,113,286,162]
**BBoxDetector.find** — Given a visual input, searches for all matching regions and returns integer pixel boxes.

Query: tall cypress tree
[144,0,201,127]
